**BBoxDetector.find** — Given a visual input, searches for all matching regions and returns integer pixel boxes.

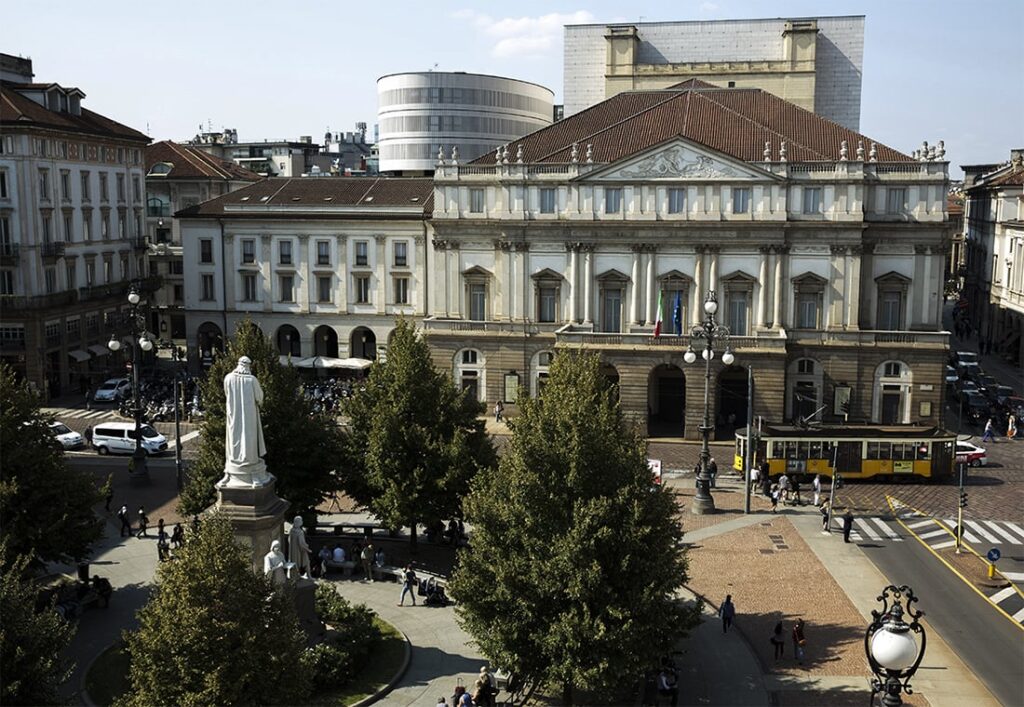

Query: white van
[92,422,168,456]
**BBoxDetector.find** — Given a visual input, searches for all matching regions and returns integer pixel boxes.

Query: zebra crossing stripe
[990,587,1016,604]
[1014,608,1024,622]
[907,519,934,529]
[965,520,1002,544]
[854,519,884,542]
[945,520,982,544]
[985,521,1022,544]
[931,540,957,549]
[871,518,903,541]
[1003,572,1024,582]
[919,529,948,540]
[1003,522,1024,543]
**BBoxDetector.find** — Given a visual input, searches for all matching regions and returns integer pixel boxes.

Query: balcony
[788,329,950,349]
[422,318,561,337]
[553,325,789,353]
[41,241,67,260]
[79,281,129,302]
[0,242,20,265]
[0,290,77,311]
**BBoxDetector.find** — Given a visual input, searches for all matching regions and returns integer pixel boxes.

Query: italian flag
[653,290,664,337]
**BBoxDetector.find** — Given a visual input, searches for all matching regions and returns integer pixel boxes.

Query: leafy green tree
[449,352,699,705]
[0,543,76,705]
[180,320,344,520]
[118,513,310,707]
[0,363,103,569]
[342,318,495,548]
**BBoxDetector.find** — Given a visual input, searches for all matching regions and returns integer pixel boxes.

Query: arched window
[455,348,485,402]
[874,360,913,424]
[531,350,555,396]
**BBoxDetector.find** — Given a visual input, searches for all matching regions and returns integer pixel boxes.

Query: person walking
[778,473,790,504]
[1007,414,1017,441]
[104,484,113,513]
[791,478,802,506]
[135,506,149,539]
[719,595,736,633]
[117,504,132,537]
[842,508,855,543]
[708,457,718,488]
[761,468,772,499]
[820,498,831,533]
[982,418,997,443]
[171,523,185,549]
[770,621,785,660]
[399,564,418,606]
[792,618,807,664]
[85,387,93,411]
[494,400,504,423]
[812,474,822,507]
[361,542,375,582]
[749,464,760,494]
[770,484,780,514]
[84,425,94,449]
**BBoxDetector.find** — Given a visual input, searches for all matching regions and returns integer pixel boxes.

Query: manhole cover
[759,549,775,555]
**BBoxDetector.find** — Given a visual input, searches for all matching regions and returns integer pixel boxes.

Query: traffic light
[959,492,968,508]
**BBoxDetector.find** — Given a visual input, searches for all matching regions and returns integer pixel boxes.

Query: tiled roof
[178,177,434,218]
[985,167,1024,188]
[0,82,149,142]
[146,141,262,181]
[472,85,911,165]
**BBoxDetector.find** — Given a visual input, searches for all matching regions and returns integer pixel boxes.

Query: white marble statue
[263,540,287,586]
[288,516,311,578]
[218,356,271,488]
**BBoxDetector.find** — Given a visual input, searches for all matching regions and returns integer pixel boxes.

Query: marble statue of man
[263,539,287,586]
[288,516,311,578]
[219,356,271,488]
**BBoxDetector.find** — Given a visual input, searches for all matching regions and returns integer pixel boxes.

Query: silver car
[93,378,131,402]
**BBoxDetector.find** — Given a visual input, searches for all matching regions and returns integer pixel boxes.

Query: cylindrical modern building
[377,71,554,175]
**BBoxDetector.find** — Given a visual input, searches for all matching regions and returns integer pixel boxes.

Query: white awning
[89,344,111,357]
[68,349,91,362]
[295,356,373,370]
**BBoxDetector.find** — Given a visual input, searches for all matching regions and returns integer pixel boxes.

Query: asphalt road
[858,527,1024,706]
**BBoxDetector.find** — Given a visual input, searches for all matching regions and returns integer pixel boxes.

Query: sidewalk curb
[350,623,412,707]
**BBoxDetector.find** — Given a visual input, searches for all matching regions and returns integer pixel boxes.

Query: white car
[955,441,987,467]
[93,378,131,402]
[49,421,85,450]
[92,422,168,456]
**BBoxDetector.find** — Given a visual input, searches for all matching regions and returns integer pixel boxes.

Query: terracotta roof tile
[1,82,149,142]
[146,141,262,181]
[473,86,911,165]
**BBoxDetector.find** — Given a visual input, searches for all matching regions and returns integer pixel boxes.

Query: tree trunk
[409,517,418,555]
[562,680,574,706]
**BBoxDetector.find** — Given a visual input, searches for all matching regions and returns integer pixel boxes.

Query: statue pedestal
[293,577,324,642]
[214,479,289,574]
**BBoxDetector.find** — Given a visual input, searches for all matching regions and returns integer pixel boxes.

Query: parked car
[957,362,982,384]
[955,441,988,467]
[962,392,991,424]
[986,384,1014,407]
[1001,395,1024,417]
[48,421,85,450]
[92,422,167,456]
[975,373,999,393]
[956,380,980,402]
[93,378,131,402]
[953,351,980,368]
[944,366,959,385]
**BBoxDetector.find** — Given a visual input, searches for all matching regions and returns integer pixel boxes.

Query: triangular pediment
[580,137,779,182]
[530,267,564,282]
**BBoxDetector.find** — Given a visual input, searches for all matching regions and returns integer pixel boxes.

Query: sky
[5,0,1022,178]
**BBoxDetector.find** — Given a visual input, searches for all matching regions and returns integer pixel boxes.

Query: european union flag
[672,291,683,336]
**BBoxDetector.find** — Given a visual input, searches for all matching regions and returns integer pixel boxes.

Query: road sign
[987,548,1001,562]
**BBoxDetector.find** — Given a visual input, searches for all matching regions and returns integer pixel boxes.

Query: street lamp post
[684,291,734,515]
[107,286,153,482]
[866,584,927,707]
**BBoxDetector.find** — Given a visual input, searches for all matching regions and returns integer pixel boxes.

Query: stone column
[758,246,770,327]
[336,235,348,312]
[842,246,852,328]
[693,246,704,326]
[374,235,386,314]
[629,245,641,325]
[516,243,530,322]
[432,239,448,316]
[507,241,517,321]
[449,241,461,318]
[772,246,784,328]
[645,245,656,325]
[827,245,845,329]
[912,244,927,328]
[708,246,719,297]
[850,245,864,329]
[922,245,934,327]
[567,243,578,323]
[582,244,594,324]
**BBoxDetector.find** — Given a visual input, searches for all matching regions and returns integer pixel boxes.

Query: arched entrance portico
[313,325,339,357]
[351,327,377,360]
[276,324,301,358]
[599,363,620,401]
[716,366,748,440]
[648,364,686,437]
[196,322,223,370]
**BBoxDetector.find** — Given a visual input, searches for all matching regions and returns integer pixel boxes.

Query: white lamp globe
[107,336,121,352]
[704,298,718,315]
[722,350,735,366]
[702,348,713,361]
[140,337,153,352]
[870,628,918,671]
[128,291,140,305]
[683,349,697,365]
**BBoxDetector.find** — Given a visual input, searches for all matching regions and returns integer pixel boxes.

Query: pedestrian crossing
[42,407,117,421]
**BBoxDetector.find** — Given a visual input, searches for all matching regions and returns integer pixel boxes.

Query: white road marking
[854,518,884,542]
[1002,572,1024,582]
[871,518,903,541]
[919,529,949,539]
[965,520,1002,544]
[907,519,934,529]
[167,431,200,449]
[1013,607,1024,623]
[985,521,1021,544]
[1002,522,1024,543]
[990,587,1016,604]
[945,520,982,544]
[931,540,957,549]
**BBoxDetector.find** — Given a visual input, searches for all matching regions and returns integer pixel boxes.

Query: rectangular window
[241,239,255,264]
[797,294,819,329]
[802,187,821,214]
[540,188,556,214]
[880,291,902,329]
[0,270,12,295]
[41,214,52,243]
[393,241,408,267]
[201,273,215,301]
[45,267,56,294]
[169,260,183,275]
[173,284,184,302]
[66,317,80,340]
[85,261,95,286]
[317,276,332,303]
[394,276,409,305]
[356,276,371,304]
[0,170,7,198]
[469,284,487,321]
[538,286,557,322]
[0,216,9,248]
[86,314,99,337]
[470,188,484,213]
[120,257,129,279]
[279,275,294,302]
[63,213,73,242]
[661,289,685,334]
[605,188,622,214]
[60,171,71,201]
[65,262,76,290]
[242,273,257,302]
[732,188,751,214]
[728,296,748,336]
[103,259,112,283]
[118,213,125,239]
[80,171,90,201]
[45,322,61,347]
[82,212,92,241]
[601,288,622,332]
[668,188,686,214]
[355,241,368,266]
[99,173,108,201]
[200,239,213,263]
[132,176,141,201]
[316,240,330,266]
[116,174,125,202]
[278,240,292,265]
[39,169,50,200]
[886,188,906,214]
[101,212,109,239]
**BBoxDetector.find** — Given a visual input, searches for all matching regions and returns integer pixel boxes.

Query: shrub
[310,584,381,685]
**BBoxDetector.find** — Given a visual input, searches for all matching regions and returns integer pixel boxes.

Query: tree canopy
[118,513,310,707]
[179,320,344,520]
[342,319,495,546]
[448,352,698,704]
[0,362,103,569]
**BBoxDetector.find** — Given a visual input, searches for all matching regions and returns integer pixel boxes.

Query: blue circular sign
[987,548,1001,562]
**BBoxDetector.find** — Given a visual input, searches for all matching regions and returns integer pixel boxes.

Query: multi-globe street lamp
[683,291,734,515]
[107,286,152,481]
[865,584,927,706]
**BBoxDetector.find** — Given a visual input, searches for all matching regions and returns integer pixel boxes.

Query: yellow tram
[733,425,957,482]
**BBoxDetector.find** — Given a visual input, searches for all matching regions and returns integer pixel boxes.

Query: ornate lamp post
[683,291,734,515]
[107,286,153,481]
[866,584,927,706]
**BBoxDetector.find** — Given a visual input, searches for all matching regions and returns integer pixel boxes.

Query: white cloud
[452,10,597,59]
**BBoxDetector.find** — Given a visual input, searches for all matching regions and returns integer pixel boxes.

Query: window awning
[68,349,92,362]
[89,344,111,357]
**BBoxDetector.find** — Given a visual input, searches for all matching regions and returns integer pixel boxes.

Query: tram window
[772,441,785,457]
[822,441,833,460]
[867,441,885,459]
[809,441,823,459]
[785,441,798,459]
[892,443,909,461]
[916,443,930,460]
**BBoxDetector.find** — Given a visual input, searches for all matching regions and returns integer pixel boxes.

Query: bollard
[987,563,995,580]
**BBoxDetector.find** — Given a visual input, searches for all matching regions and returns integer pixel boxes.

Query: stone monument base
[214,479,289,574]
[293,577,325,642]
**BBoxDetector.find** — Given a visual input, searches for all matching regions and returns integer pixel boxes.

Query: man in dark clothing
[136,506,149,539]
[842,508,855,543]
[117,505,132,537]
[708,458,718,488]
